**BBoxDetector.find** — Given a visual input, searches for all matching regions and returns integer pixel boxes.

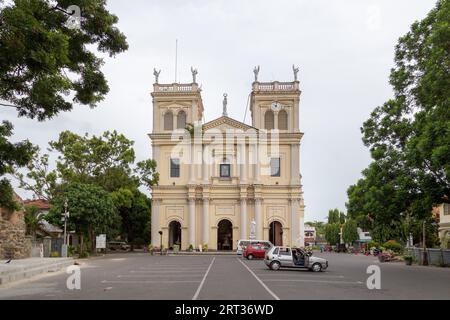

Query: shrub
[367,241,380,249]
[202,244,208,252]
[79,251,89,259]
[188,244,194,251]
[383,240,403,253]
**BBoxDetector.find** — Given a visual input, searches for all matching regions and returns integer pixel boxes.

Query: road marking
[237,258,280,300]
[130,270,206,274]
[192,257,215,300]
[118,274,203,278]
[255,273,345,279]
[263,279,364,285]
[101,280,200,284]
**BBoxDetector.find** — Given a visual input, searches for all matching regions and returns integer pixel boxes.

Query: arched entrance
[217,219,233,251]
[168,221,181,250]
[269,221,283,246]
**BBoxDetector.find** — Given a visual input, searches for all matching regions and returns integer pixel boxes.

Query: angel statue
[153,68,161,84]
[191,67,198,83]
[253,65,260,82]
[292,65,299,81]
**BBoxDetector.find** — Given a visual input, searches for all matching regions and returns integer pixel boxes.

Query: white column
[151,200,160,246]
[202,146,209,184]
[274,111,279,130]
[188,198,196,246]
[202,199,209,245]
[239,143,247,184]
[255,149,261,184]
[291,199,300,247]
[290,144,300,185]
[240,199,247,239]
[189,144,194,184]
[255,198,263,240]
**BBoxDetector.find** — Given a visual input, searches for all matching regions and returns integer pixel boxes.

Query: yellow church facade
[149,67,305,251]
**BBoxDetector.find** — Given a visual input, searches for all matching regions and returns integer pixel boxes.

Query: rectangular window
[270,158,280,177]
[444,204,450,216]
[170,158,180,178]
[220,164,231,177]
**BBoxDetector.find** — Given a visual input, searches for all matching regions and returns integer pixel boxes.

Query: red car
[243,243,272,260]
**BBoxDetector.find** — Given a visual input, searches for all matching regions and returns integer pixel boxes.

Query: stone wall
[0,204,31,259]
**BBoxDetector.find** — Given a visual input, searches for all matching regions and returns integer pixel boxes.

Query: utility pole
[422,220,428,266]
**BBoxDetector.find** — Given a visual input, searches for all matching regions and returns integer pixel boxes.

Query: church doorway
[168,221,181,250]
[269,221,283,246]
[217,219,233,251]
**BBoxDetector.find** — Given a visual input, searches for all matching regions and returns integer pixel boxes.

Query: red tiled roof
[24,199,51,210]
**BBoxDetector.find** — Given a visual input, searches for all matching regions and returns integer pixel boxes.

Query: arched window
[264,110,274,130]
[164,111,173,130]
[278,110,288,130]
[177,110,186,129]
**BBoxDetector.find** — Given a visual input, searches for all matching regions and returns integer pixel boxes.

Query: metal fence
[407,248,450,266]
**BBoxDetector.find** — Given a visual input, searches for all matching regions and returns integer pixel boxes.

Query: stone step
[0,259,74,285]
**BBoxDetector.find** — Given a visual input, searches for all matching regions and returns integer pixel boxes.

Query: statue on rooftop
[191,67,198,83]
[222,93,228,117]
[153,68,161,84]
[292,64,299,81]
[253,65,260,82]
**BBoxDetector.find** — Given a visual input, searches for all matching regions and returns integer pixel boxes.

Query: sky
[1,0,437,222]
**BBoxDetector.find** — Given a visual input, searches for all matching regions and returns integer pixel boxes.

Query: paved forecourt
[1,252,450,300]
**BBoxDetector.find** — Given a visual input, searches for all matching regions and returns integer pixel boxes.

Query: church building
[149,66,305,251]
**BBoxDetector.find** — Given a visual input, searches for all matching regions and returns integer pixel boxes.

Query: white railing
[154,83,198,92]
[253,81,298,91]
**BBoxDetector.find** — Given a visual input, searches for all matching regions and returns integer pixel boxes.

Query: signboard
[96,234,106,249]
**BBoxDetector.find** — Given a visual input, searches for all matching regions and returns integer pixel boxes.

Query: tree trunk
[79,233,84,255]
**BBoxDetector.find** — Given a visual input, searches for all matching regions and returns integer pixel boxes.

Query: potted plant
[404,255,413,265]
[202,244,208,252]
[188,244,194,252]
[173,244,180,254]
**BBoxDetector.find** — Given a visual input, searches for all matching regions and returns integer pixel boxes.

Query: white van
[236,239,273,255]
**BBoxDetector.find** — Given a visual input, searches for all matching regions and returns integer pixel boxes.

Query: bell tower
[151,68,204,134]
[250,66,301,132]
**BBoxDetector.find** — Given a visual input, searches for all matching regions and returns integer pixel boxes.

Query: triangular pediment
[202,116,258,132]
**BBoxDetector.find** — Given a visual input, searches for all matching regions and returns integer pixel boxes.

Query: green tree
[0,121,35,210]
[46,182,119,254]
[347,1,449,243]
[342,219,359,245]
[0,0,128,120]
[0,0,128,207]
[112,188,151,250]
[325,223,340,245]
[24,205,43,238]
[327,209,339,224]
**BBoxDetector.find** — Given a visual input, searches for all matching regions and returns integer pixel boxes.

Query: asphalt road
[0,252,449,300]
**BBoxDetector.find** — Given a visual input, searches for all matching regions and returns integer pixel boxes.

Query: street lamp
[158,230,163,256]
[61,199,69,257]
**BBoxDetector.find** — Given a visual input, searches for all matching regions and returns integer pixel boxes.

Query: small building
[23,199,62,238]
[435,203,450,249]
